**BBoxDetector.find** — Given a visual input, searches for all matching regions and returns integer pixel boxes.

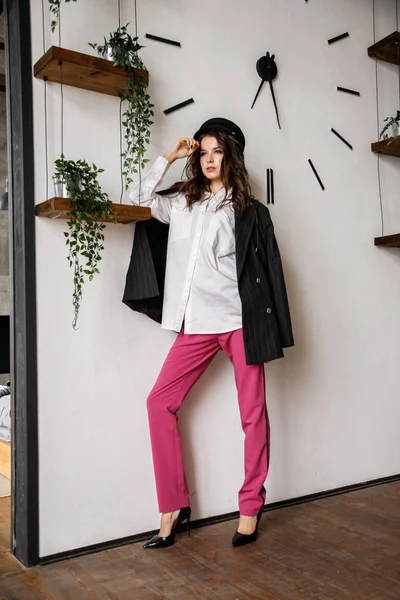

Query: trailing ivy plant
[53,155,115,329]
[89,25,154,189]
[48,0,78,33]
[379,110,400,140]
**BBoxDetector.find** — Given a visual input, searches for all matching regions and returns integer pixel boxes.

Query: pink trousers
[146,328,270,516]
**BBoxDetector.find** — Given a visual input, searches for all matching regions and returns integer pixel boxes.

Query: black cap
[193,117,245,151]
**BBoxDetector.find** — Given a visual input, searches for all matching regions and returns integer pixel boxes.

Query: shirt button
[266,308,272,314]
[256,277,261,283]
[255,247,258,252]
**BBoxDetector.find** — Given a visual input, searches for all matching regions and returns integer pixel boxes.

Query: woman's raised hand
[163,138,200,164]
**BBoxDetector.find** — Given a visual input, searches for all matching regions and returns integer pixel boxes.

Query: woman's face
[199,135,224,182]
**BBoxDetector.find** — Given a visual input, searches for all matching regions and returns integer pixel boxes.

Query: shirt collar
[204,187,233,210]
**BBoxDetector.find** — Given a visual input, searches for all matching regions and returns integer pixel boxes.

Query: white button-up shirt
[129,156,242,334]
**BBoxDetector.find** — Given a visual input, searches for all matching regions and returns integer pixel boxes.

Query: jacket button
[266,308,272,314]
[255,247,258,252]
[256,277,261,283]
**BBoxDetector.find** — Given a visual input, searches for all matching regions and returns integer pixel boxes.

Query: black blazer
[123,199,294,365]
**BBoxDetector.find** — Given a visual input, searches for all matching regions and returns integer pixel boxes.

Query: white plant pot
[100,47,114,61]
[390,122,399,138]
[53,181,71,199]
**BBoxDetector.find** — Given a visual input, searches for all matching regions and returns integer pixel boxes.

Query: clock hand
[251,79,265,109]
[252,51,281,129]
[271,168,274,204]
[269,80,281,130]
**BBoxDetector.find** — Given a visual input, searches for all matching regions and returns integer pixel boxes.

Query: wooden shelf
[374,233,400,248]
[33,46,149,97]
[371,135,400,158]
[368,31,400,65]
[35,198,151,224]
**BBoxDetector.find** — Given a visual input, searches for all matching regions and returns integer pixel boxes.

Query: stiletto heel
[143,506,191,549]
[176,507,191,536]
[232,508,263,547]
[187,513,191,537]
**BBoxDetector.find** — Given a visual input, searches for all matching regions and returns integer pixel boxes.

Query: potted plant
[53,155,115,328]
[89,24,143,65]
[89,25,154,189]
[48,0,78,33]
[379,110,400,140]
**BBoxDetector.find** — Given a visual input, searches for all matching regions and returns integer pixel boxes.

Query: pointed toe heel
[232,529,258,547]
[143,534,174,549]
[143,506,191,549]
[232,508,263,548]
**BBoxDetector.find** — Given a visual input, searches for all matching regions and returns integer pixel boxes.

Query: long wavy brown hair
[166,131,253,216]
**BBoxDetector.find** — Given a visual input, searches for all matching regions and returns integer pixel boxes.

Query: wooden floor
[0,482,399,599]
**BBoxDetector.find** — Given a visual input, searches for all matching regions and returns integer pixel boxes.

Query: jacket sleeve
[129,156,172,224]
[122,219,169,324]
[260,205,295,348]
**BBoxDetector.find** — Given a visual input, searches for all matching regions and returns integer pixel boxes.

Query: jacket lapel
[235,203,256,280]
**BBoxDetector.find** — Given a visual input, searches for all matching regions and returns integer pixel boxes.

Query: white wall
[31,0,400,556]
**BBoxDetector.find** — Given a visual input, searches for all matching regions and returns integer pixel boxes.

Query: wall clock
[144,17,359,200]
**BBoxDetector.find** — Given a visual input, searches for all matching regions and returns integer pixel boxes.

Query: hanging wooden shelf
[33,46,149,97]
[374,233,400,248]
[367,31,400,65]
[35,198,151,224]
[371,135,400,158]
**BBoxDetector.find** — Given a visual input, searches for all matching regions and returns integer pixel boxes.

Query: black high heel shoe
[232,508,263,547]
[143,506,191,549]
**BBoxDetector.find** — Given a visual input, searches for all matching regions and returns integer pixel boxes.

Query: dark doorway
[3,0,39,567]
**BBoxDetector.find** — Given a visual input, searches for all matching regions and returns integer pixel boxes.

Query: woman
[126,117,294,549]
